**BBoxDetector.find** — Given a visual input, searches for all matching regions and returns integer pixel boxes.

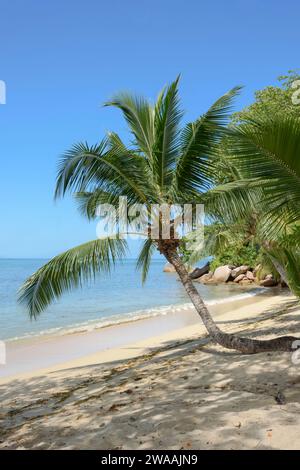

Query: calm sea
[0,258,260,341]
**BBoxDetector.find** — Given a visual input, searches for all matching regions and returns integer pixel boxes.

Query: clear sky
[0,0,299,258]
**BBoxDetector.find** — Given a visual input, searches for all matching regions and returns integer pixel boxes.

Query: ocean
[0,258,261,341]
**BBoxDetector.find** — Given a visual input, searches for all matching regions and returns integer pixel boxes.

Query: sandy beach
[1,290,300,450]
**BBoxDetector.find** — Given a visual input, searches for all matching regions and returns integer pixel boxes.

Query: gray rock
[189,262,210,280]
[246,271,255,281]
[259,277,277,287]
[240,278,253,285]
[231,265,249,278]
[234,274,246,283]
[197,272,214,284]
[213,265,232,283]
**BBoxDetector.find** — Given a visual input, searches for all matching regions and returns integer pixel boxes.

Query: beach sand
[1,290,300,450]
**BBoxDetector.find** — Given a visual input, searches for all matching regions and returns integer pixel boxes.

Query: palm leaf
[104,93,154,160]
[153,76,183,191]
[203,178,263,223]
[136,238,156,283]
[170,86,242,197]
[228,116,300,228]
[55,139,153,205]
[18,237,128,318]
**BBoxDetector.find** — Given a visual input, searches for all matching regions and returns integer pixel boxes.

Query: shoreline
[4,285,267,344]
[0,288,288,383]
[1,290,300,449]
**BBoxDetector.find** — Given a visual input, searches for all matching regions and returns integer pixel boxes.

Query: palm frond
[153,76,183,191]
[104,93,154,160]
[75,190,119,219]
[228,116,300,227]
[55,139,153,205]
[136,238,156,283]
[55,139,108,198]
[266,247,300,296]
[18,238,128,318]
[171,86,242,196]
[282,249,300,296]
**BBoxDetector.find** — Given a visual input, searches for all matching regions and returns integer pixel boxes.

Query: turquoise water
[0,258,257,341]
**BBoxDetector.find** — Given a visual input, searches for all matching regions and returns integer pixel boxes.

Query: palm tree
[206,116,300,289]
[18,78,299,353]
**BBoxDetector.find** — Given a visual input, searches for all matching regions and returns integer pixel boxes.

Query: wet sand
[1,290,275,380]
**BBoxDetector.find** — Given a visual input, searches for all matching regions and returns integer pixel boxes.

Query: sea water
[0,258,262,341]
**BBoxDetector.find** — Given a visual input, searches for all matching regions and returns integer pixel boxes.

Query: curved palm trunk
[166,250,298,353]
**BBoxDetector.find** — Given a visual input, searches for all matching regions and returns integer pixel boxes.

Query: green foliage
[19,71,300,317]
[178,238,193,264]
[261,247,300,295]
[233,70,300,123]
[254,251,281,282]
[210,244,260,272]
[19,78,240,317]
[280,249,300,296]
[18,237,128,319]
[208,71,300,292]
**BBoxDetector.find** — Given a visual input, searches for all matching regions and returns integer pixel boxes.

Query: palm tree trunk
[166,250,299,353]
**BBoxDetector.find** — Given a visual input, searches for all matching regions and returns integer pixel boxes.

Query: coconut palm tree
[18,78,299,353]
[206,115,300,289]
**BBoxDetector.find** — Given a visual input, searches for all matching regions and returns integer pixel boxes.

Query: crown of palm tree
[18,77,241,318]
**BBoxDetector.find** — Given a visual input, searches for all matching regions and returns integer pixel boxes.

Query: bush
[210,244,260,272]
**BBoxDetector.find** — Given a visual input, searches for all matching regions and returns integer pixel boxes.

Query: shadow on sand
[1,298,300,450]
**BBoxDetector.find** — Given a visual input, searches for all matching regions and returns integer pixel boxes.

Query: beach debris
[275,391,286,405]
[266,428,273,438]
[108,403,127,411]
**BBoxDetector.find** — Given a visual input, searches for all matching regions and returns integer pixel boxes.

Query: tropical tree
[207,112,300,284]
[183,72,300,302]
[233,70,300,122]
[18,78,299,353]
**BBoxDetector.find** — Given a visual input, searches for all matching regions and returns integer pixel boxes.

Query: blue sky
[0,0,299,258]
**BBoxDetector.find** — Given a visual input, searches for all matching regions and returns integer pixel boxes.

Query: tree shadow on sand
[1,298,300,450]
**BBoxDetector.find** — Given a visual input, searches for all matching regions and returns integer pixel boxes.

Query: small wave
[205,287,265,306]
[6,287,265,343]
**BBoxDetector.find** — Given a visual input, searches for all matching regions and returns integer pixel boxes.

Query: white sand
[1,291,300,450]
